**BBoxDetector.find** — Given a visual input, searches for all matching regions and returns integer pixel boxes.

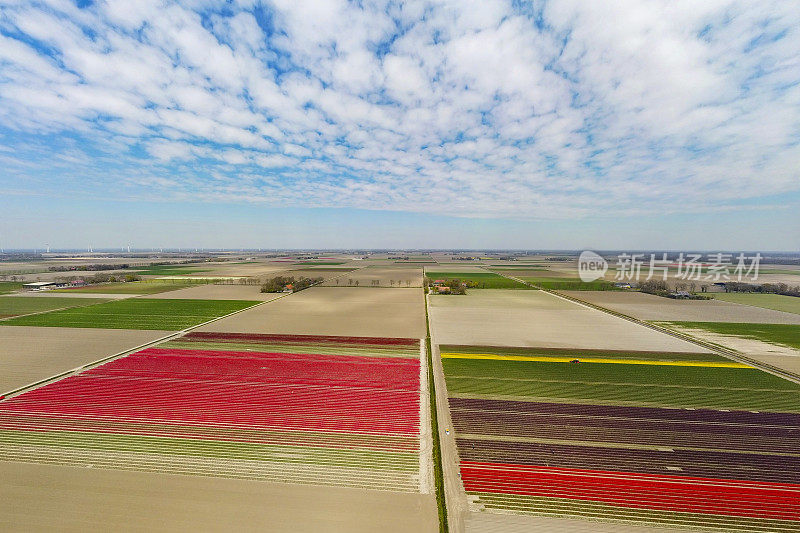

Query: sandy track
[559,291,800,324]
[0,327,172,393]
[0,461,438,532]
[429,291,707,352]
[197,287,426,338]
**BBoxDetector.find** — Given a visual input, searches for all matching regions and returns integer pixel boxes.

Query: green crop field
[424,271,531,289]
[443,358,796,390]
[133,264,211,275]
[52,281,203,294]
[664,322,800,350]
[0,282,24,295]
[520,276,619,291]
[0,298,258,330]
[0,296,109,318]
[442,354,800,412]
[711,293,800,315]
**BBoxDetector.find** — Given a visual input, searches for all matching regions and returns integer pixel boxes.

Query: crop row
[473,493,800,532]
[456,438,800,484]
[0,335,424,491]
[448,398,800,426]
[461,462,800,521]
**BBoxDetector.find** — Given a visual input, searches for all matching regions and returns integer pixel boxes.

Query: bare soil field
[0,462,438,533]
[0,326,171,393]
[147,284,284,301]
[279,268,361,282]
[322,267,423,287]
[428,290,706,352]
[423,265,486,274]
[197,287,426,338]
[560,290,800,324]
[181,262,295,278]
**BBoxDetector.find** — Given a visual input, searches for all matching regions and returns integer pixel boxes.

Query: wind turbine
[46,244,50,253]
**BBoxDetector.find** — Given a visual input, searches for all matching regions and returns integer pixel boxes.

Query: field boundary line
[483,267,800,385]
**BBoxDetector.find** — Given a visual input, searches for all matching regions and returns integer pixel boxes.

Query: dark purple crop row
[448,397,800,427]
[456,438,800,484]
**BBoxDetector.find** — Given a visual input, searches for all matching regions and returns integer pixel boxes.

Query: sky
[0,0,799,250]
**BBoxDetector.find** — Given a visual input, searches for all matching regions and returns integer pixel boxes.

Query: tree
[354,280,360,287]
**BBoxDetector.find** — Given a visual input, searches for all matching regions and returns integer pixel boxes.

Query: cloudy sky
[1,0,798,249]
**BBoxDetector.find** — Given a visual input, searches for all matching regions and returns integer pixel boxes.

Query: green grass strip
[425,290,448,533]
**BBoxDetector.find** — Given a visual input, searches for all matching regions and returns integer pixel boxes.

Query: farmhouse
[22,281,62,290]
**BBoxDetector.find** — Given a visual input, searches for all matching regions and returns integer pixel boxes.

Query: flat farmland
[0,296,109,318]
[0,332,437,531]
[440,344,800,531]
[441,346,800,411]
[0,462,437,532]
[424,271,530,289]
[429,290,706,352]
[0,326,171,393]
[53,281,205,295]
[280,268,359,281]
[322,267,423,287]
[661,322,800,350]
[560,290,800,324]
[146,284,284,301]
[0,282,24,295]
[0,298,258,330]
[711,293,800,315]
[197,287,425,338]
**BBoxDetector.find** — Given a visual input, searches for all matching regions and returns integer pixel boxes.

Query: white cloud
[0,0,798,219]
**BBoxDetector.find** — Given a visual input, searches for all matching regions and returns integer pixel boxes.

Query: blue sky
[0,1,799,250]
